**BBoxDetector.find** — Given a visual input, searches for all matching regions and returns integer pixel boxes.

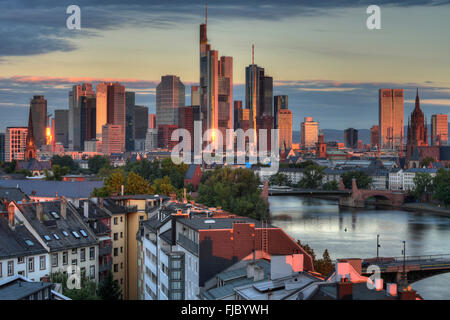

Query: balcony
[99,245,112,256]
[177,233,198,254]
[99,261,112,273]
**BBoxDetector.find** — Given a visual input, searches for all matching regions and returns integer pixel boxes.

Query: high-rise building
[80,96,96,151]
[96,82,126,152]
[125,91,136,152]
[134,106,149,140]
[274,95,288,128]
[178,107,195,151]
[370,125,379,149]
[191,85,200,107]
[158,125,179,150]
[233,101,243,130]
[278,109,292,149]
[379,89,404,150]
[5,127,27,162]
[344,128,358,149]
[148,114,156,129]
[69,84,95,150]
[54,110,69,148]
[0,133,5,162]
[301,117,319,149]
[145,128,158,152]
[156,75,185,128]
[406,89,428,159]
[101,124,123,155]
[30,95,47,149]
[431,114,448,146]
[218,56,233,141]
[245,64,273,128]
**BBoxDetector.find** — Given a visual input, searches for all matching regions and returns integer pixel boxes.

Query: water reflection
[269,195,450,300]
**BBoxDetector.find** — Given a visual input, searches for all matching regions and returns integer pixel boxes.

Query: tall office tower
[278,109,292,149]
[344,128,358,149]
[431,114,448,146]
[256,115,274,153]
[125,91,136,152]
[96,82,126,151]
[145,128,158,152]
[370,125,379,149]
[233,101,243,130]
[134,106,149,140]
[406,89,428,159]
[301,117,319,149]
[69,83,95,150]
[148,114,156,129]
[157,124,179,150]
[178,107,195,151]
[29,95,47,149]
[5,127,27,162]
[0,133,5,162]
[218,56,233,140]
[80,96,96,151]
[191,85,200,106]
[379,88,404,150]
[240,108,251,132]
[274,95,288,128]
[156,75,185,128]
[101,124,123,155]
[54,110,69,148]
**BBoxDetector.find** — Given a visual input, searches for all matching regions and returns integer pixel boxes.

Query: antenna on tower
[205,1,208,26]
[252,44,254,64]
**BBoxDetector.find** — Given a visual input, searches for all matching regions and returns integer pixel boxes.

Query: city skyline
[1,1,450,131]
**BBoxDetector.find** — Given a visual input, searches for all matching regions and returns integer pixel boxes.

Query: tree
[125,172,154,195]
[419,157,435,168]
[410,172,434,200]
[341,170,372,189]
[88,155,111,174]
[298,164,324,189]
[434,168,450,207]
[104,169,125,196]
[322,180,338,191]
[50,271,97,300]
[45,165,70,181]
[3,160,17,174]
[51,155,78,173]
[297,240,334,276]
[269,173,291,186]
[152,176,176,196]
[97,271,122,300]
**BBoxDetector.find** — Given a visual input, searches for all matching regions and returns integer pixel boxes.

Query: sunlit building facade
[431,114,448,146]
[379,89,404,150]
[301,117,319,149]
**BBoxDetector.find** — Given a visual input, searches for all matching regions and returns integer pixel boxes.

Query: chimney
[84,201,89,219]
[386,283,397,297]
[8,203,15,229]
[121,185,124,196]
[99,198,104,208]
[336,278,353,300]
[60,199,67,219]
[375,278,384,291]
[36,202,43,221]
[254,265,265,282]
[247,261,256,279]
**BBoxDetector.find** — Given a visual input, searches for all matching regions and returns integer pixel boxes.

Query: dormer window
[72,231,80,239]
[43,235,51,241]
[79,229,88,237]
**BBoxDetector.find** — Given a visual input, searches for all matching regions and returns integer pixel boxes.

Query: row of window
[51,247,95,267]
[0,256,46,278]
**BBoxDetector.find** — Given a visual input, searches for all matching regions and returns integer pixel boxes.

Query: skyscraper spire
[205,1,207,27]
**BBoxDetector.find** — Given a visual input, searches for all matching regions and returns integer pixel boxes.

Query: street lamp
[376,234,380,260]
[400,240,408,289]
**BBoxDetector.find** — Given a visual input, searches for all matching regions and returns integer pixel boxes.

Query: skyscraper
[406,89,428,159]
[0,133,5,162]
[101,124,123,155]
[191,86,200,107]
[431,114,448,146]
[218,56,233,141]
[30,95,47,149]
[379,89,404,150]
[96,82,126,152]
[301,117,319,149]
[274,95,288,128]
[125,91,136,152]
[148,114,156,129]
[80,96,96,151]
[370,125,379,149]
[344,128,358,149]
[233,100,243,130]
[5,127,27,162]
[156,75,185,128]
[69,83,95,150]
[278,109,292,149]
[178,107,195,151]
[134,106,149,140]
[55,109,69,148]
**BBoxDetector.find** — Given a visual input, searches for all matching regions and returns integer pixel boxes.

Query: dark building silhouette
[344,128,358,149]
[30,95,47,149]
[274,95,288,128]
[370,125,379,149]
[134,105,149,140]
[233,100,243,130]
[25,106,37,161]
[406,89,428,160]
[125,91,136,152]
[80,96,96,151]
[54,110,69,148]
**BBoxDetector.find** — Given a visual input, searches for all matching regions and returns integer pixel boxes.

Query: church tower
[25,106,37,161]
[406,89,428,160]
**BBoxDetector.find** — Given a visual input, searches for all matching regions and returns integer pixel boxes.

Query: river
[269,195,450,300]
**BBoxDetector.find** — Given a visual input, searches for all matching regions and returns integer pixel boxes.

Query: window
[114,248,118,257]
[120,247,123,253]
[28,257,34,272]
[72,231,80,239]
[80,248,86,262]
[172,260,181,269]
[120,232,123,239]
[120,216,123,222]
[62,231,69,237]
[120,278,123,285]
[25,240,34,246]
[52,253,58,267]
[81,267,86,276]
[90,266,95,279]
[18,256,24,264]
[7,260,14,276]
[113,233,118,241]
[0,262,2,278]
[120,262,123,269]
[72,259,77,266]
[139,216,144,221]
[114,264,119,272]
[39,256,46,270]
[89,247,95,260]
[79,229,88,237]
[43,235,51,241]
[171,271,181,280]
[62,252,68,265]
[72,248,77,254]
[53,234,60,240]
[114,217,118,225]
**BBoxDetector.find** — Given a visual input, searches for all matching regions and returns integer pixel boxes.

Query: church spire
[25,106,36,161]
[415,88,420,111]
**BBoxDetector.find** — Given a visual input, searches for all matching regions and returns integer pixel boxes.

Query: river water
[269,195,450,300]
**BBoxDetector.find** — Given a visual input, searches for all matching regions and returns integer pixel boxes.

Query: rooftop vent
[204,220,215,224]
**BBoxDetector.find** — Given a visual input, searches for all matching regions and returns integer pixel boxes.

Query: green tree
[419,157,435,168]
[3,160,17,174]
[410,172,434,200]
[88,155,111,174]
[97,271,122,300]
[298,164,324,189]
[322,180,338,191]
[125,171,154,195]
[341,170,372,189]
[297,240,334,276]
[50,271,97,300]
[45,165,70,181]
[51,155,78,173]
[434,168,450,207]
[269,172,291,186]
[152,176,176,196]
[104,169,126,196]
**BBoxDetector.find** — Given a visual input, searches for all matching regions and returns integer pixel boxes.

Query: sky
[1,0,450,132]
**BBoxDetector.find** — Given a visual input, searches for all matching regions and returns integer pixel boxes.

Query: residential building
[0,275,56,300]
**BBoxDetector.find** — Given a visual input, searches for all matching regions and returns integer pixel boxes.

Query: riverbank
[401,202,450,217]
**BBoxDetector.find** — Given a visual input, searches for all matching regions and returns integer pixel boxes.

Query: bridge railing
[368,254,450,264]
